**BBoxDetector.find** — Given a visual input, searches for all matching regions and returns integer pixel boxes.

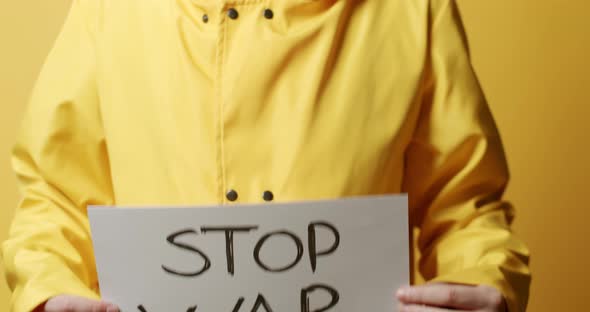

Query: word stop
[161,221,340,277]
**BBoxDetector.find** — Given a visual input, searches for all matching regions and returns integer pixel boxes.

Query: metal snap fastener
[263,191,274,202]
[228,8,239,20]
[226,189,238,201]
[264,9,274,19]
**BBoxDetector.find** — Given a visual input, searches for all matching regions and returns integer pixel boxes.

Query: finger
[396,284,486,309]
[106,304,121,312]
[44,295,120,312]
[397,303,456,312]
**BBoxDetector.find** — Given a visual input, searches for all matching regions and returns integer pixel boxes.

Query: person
[1,0,531,311]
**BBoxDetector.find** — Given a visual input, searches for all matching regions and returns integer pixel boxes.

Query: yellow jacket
[2,0,530,311]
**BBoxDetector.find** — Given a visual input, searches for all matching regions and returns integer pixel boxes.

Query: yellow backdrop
[1,1,588,311]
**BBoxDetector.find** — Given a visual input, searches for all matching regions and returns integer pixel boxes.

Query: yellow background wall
[0,0,588,311]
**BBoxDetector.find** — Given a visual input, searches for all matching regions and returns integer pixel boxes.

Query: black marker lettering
[200,226,258,276]
[137,304,197,311]
[232,297,246,312]
[308,222,340,273]
[253,230,303,272]
[161,229,211,277]
[251,293,274,312]
[300,284,340,312]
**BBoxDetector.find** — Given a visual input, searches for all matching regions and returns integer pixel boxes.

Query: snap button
[227,8,239,20]
[226,189,238,202]
[263,191,274,202]
[202,14,209,23]
[264,9,274,19]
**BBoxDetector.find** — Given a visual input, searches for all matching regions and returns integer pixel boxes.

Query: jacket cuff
[11,276,99,312]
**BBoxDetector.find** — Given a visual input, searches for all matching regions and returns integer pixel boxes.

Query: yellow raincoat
[2,0,531,311]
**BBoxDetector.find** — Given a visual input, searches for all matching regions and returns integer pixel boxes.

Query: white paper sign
[89,195,409,312]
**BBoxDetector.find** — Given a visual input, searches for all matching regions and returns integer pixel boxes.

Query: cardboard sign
[89,195,409,312]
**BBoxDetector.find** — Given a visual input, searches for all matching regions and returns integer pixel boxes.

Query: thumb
[43,295,120,312]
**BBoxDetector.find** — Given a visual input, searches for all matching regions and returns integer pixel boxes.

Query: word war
[136,285,340,312]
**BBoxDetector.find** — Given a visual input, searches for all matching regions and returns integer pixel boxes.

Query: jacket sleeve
[402,1,531,311]
[1,1,113,311]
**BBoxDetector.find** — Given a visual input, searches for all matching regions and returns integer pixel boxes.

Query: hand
[35,295,120,312]
[396,283,506,311]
